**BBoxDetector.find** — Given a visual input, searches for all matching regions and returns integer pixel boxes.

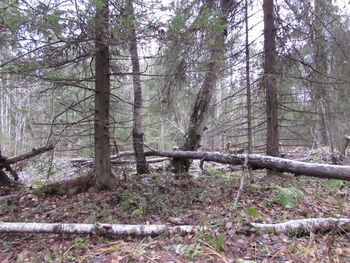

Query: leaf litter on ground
[0,153,350,262]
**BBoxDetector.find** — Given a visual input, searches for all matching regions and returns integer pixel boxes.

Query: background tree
[93,0,113,189]
[126,0,150,174]
[171,0,230,172]
[263,0,279,156]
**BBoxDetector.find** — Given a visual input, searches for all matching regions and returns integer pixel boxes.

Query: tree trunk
[245,0,253,154]
[0,170,11,186]
[94,0,113,190]
[313,0,328,147]
[263,0,279,156]
[151,149,350,181]
[172,0,230,172]
[341,135,350,156]
[127,0,149,174]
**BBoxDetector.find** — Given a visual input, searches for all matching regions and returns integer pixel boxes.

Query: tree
[245,0,253,154]
[93,0,114,190]
[126,0,150,174]
[263,0,279,156]
[172,0,230,172]
[313,0,329,147]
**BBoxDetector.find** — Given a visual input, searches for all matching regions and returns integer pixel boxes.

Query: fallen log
[0,145,54,183]
[3,145,54,165]
[0,222,207,236]
[251,218,350,235]
[38,174,93,195]
[148,149,350,181]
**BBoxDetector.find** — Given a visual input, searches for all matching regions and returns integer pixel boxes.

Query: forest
[0,0,350,261]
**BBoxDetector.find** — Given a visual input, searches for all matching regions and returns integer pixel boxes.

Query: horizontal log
[4,145,54,165]
[0,222,207,236]
[0,145,54,181]
[251,218,350,234]
[149,149,350,181]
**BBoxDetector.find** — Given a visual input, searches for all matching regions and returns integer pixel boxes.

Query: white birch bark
[251,218,350,234]
[0,222,207,236]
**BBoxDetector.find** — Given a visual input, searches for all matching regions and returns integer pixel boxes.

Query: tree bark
[38,175,93,195]
[94,0,113,190]
[150,149,350,181]
[263,0,279,156]
[313,0,328,147]
[245,0,253,154]
[341,135,350,156]
[251,218,350,235]
[172,0,230,172]
[0,170,11,186]
[0,222,207,236]
[127,0,150,174]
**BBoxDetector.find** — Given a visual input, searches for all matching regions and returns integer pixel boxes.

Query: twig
[233,154,249,209]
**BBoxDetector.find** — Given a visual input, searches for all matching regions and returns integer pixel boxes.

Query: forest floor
[1,149,350,262]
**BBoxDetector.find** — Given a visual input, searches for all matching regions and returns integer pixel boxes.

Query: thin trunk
[214,81,222,149]
[172,0,230,172]
[245,0,252,154]
[263,0,279,156]
[94,0,113,190]
[313,0,328,147]
[127,0,149,174]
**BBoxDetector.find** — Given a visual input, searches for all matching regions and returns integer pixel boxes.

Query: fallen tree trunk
[0,145,54,183]
[4,145,54,165]
[0,222,207,236]
[148,149,350,181]
[251,218,350,235]
[38,174,93,195]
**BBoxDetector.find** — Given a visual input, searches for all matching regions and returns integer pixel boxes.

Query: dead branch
[251,218,350,235]
[0,222,208,236]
